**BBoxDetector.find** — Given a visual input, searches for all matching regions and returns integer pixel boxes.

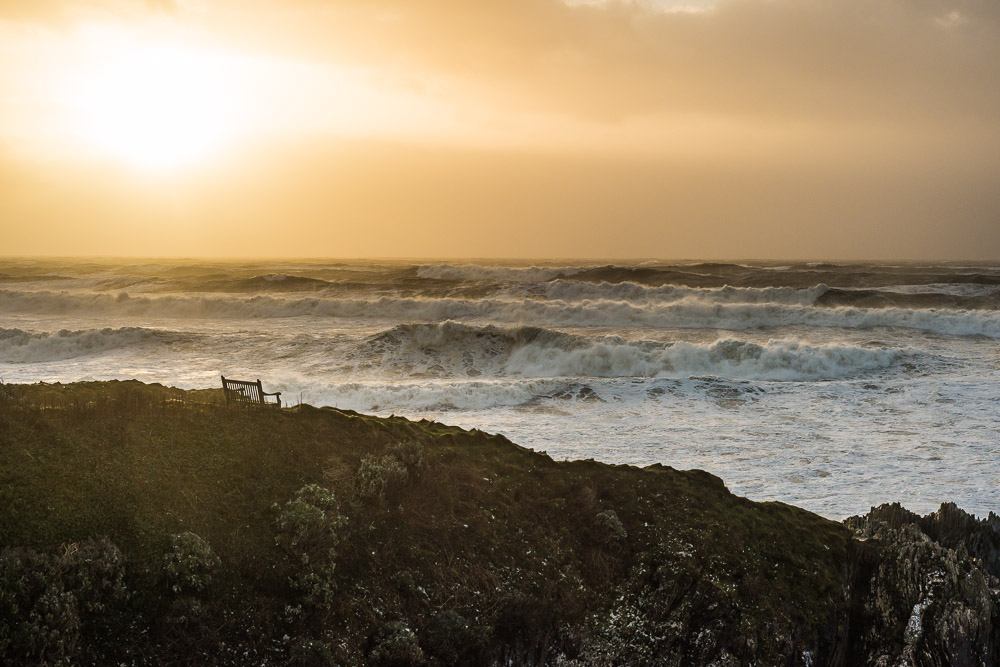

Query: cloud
[12,1,999,126]
[3,0,999,260]
[208,0,1000,126]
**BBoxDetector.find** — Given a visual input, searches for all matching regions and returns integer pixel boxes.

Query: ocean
[1,258,998,519]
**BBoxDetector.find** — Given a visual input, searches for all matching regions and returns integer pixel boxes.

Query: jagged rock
[844,503,1000,666]
[921,504,1000,580]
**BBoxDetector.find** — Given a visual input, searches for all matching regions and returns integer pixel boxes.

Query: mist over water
[2,258,998,519]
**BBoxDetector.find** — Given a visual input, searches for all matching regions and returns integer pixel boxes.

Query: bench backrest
[221,376,276,406]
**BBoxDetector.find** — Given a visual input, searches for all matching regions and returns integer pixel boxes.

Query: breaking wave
[3,289,1000,337]
[506,337,910,382]
[540,281,829,305]
[569,265,733,286]
[815,287,1000,310]
[194,274,336,293]
[540,281,1000,309]
[0,327,179,363]
[355,322,915,381]
[416,264,584,282]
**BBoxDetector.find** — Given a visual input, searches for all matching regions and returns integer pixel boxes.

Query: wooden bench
[221,376,282,408]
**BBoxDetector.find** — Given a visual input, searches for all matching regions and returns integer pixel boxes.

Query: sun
[76,44,235,170]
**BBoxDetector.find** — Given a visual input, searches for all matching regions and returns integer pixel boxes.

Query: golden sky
[2,0,999,259]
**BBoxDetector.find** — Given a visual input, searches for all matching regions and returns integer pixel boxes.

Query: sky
[1,0,999,259]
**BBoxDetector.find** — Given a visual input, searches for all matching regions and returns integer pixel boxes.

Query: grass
[0,380,854,665]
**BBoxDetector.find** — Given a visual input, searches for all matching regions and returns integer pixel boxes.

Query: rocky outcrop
[843,503,1000,666]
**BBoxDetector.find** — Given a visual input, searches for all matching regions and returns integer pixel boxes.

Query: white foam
[506,338,909,381]
[3,289,1000,338]
[857,283,1000,297]
[350,322,562,378]
[0,327,169,363]
[355,322,912,381]
[541,280,829,305]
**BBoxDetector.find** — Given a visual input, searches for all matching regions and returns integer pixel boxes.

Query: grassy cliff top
[0,380,853,665]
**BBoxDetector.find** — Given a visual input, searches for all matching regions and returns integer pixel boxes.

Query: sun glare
[76,45,235,170]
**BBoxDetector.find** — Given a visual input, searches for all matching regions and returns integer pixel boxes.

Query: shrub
[389,441,425,476]
[357,455,408,504]
[391,570,419,598]
[25,585,80,664]
[162,532,220,595]
[273,484,347,608]
[595,510,628,544]
[423,609,490,664]
[60,537,128,616]
[0,547,80,665]
[164,596,205,626]
[274,485,345,560]
[370,621,425,667]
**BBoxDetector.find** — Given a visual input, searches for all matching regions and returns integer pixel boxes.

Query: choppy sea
[2,258,998,519]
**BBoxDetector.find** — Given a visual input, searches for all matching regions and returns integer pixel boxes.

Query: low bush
[370,621,425,667]
[0,547,80,665]
[273,484,347,608]
[389,441,425,477]
[357,454,409,504]
[162,532,220,595]
[60,537,128,616]
[391,570,419,598]
[595,509,628,544]
[422,609,490,664]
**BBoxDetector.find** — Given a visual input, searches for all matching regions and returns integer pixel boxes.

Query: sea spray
[0,327,181,363]
[358,322,915,381]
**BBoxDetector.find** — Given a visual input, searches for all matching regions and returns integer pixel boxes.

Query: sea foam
[3,289,1000,338]
[0,327,174,363]
[356,322,914,382]
[540,280,829,305]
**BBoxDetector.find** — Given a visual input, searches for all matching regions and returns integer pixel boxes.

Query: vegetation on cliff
[0,381,996,665]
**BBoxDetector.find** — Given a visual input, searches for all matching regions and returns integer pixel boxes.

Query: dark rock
[843,503,1000,666]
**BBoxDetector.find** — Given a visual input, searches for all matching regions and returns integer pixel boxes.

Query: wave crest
[357,322,913,382]
[416,264,582,282]
[3,289,999,337]
[541,281,829,305]
[0,327,174,363]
